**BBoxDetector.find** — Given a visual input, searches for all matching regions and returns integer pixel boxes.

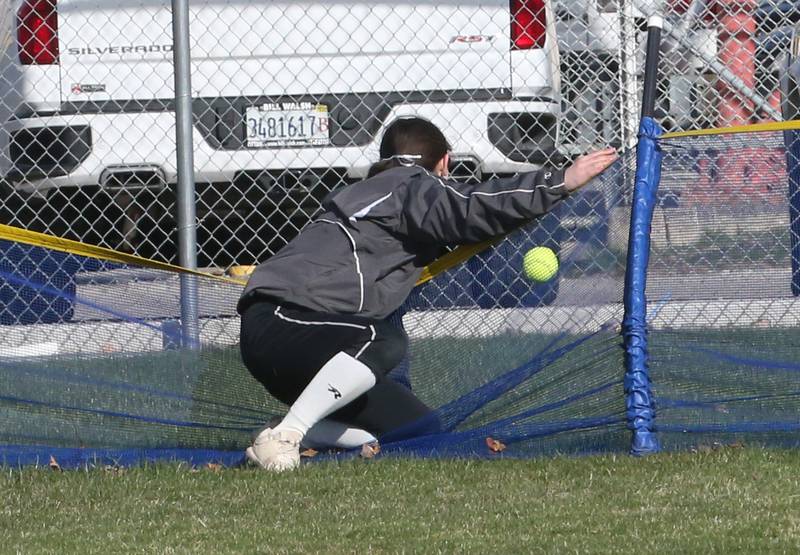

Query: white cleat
[246,428,301,472]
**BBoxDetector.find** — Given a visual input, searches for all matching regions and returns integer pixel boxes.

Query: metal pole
[171,0,200,349]
[640,16,663,118]
[619,0,639,150]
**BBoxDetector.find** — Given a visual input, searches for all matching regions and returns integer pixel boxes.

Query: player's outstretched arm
[564,148,619,192]
[398,166,567,245]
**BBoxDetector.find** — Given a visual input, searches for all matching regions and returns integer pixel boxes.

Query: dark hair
[367,117,451,178]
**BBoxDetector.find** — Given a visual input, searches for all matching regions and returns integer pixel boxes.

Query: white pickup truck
[1,0,561,264]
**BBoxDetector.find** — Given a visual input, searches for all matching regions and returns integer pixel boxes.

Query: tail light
[17,0,59,65]
[511,0,546,50]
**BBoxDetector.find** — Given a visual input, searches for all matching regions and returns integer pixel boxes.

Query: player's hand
[564,148,618,192]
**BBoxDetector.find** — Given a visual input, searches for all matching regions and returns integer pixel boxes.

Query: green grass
[3,447,800,554]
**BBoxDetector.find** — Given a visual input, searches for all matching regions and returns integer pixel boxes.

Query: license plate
[245,102,330,147]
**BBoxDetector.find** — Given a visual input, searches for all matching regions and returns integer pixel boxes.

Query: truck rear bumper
[2,98,560,194]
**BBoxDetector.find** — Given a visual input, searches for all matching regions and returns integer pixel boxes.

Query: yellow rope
[0,223,247,285]
[415,238,498,286]
[662,119,800,139]
[0,223,493,288]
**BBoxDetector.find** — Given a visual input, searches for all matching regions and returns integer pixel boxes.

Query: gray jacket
[238,165,568,319]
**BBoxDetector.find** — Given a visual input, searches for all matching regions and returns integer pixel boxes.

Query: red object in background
[668,0,766,125]
[714,0,758,126]
[685,146,787,207]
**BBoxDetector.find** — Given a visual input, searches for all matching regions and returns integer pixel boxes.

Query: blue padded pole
[622,15,663,455]
[785,129,800,296]
[622,116,662,456]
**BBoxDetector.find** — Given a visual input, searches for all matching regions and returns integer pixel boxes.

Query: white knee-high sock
[302,419,378,449]
[273,351,376,439]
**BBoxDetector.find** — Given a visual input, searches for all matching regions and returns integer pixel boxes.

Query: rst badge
[450,35,496,44]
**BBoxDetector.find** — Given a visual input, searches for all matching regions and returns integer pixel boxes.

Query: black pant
[239,300,434,438]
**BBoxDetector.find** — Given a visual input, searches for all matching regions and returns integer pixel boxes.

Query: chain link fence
[2,1,800,463]
[0,0,797,290]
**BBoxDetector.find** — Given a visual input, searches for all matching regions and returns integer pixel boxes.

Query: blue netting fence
[646,127,800,451]
[0,149,636,467]
[3,124,799,468]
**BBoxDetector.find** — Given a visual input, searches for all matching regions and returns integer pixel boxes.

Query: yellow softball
[522,247,559,282]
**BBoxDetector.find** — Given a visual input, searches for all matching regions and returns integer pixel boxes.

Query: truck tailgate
[58,0,519,102]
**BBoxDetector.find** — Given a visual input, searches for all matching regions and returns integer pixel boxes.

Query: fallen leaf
[205,463,223,472]
[486,437,506,453]
[360,442,381,459]
[48,455,62,471]
[300,448,319,458]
